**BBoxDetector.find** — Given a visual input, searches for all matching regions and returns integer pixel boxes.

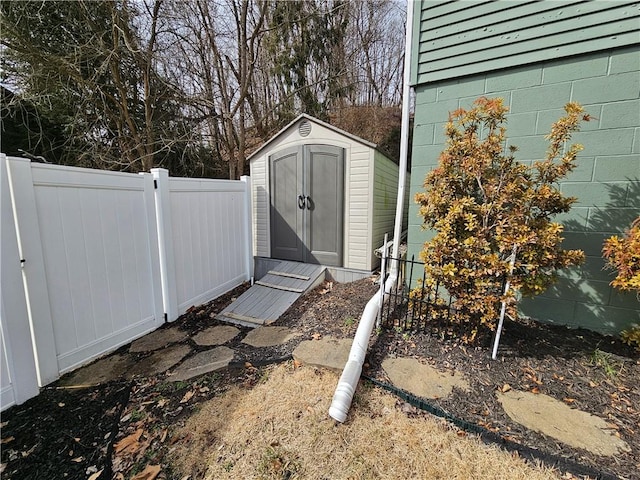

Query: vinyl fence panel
[2,159,252,409]
[6,158,164,381]
[153,169,251,319]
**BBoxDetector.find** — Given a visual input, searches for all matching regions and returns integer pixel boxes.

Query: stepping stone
[193,325,240,346]
[292,336,351,372]
[129,344,192,377]
[382,357,469,399]
[242,326,299,348]
[59,353,137,387]
[130,328,188,353]
[169,347,235,382]
[497,389,630,456]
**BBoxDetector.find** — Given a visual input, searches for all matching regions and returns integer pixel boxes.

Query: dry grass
[171,362,559,480]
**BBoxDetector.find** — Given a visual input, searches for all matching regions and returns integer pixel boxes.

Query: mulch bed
[1,278,638,479]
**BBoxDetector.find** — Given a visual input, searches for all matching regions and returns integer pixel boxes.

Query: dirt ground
[1,278,638,480]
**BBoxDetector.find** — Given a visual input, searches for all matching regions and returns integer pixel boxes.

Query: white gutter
[329,0,414,423]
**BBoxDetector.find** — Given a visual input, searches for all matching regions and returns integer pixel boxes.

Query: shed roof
[247,114,377,162]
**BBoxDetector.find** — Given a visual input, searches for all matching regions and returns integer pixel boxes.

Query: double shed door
[270,144,344,267]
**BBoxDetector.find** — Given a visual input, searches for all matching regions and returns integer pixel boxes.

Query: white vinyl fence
[0,155,252,410]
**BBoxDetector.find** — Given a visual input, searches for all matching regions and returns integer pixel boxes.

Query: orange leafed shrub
[603,216,640,293]
[413,97,590,341]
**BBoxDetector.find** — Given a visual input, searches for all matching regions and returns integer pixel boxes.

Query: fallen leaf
[563,398,575,404]
[589,381,597,387]
[88,469,104,480]
[199,386,210,393]
[0,421,8,428]
[531,387,540,394]
[131,464,161,480]
[71,456,84,463]
[157,398,168,408]
[114,429,143,454]
[1,437,14,444]
[312,333,321,340]
[58,402,65,407]
[160,429,168,443]
[293,359,302,369]
[180,390,195,404]
[500,384,511,393]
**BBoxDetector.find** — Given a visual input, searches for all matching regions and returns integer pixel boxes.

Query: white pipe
[329,0,414,423]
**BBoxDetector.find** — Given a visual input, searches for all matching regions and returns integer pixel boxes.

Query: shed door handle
[298,195,306,209]
[306,196,312,210]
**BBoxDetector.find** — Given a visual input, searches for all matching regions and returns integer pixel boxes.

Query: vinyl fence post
[1,154,40,407]
[151,168,178,322]
[5,156,59,385]
[241,175,254,284]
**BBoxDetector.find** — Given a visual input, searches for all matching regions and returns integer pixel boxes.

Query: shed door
[270,145,344,267]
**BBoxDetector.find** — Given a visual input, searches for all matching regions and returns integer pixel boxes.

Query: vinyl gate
[0,155,252,409]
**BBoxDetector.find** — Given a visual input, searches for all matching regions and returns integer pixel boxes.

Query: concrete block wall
[408,46,640,335]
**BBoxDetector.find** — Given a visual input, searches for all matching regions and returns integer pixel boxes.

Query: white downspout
[329,0,414,423]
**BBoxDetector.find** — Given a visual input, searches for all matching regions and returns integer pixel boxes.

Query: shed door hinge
[154,179,158,189]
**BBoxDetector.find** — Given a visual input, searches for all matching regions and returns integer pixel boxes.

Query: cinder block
[562,232,612,256]
[587,207,638,233]
[574,303,640,335]
[415,85,437,105]
[561,182,627,207]
[542,54,609,84]
[572,129,635,156]
[537,106,601,135]
[506,135,550,161]
[581,256,615,283]
[505,112,537,137]
[609,46,640,74]
[486,66,542,92]
[593,155,640,181]
[435,77,485,101]
[567,157,595,182]
[609,289,640,310]
[461,91,512,110]
[572,71,639,104]
[413,124,435,145]
[626,181,640,207]
[519,296,576,324]
[410,145,442,167]
[600,100,640,129]
[419,98,461,124]
[555,206,590,231]
[510,83,572,113]
[544,276,611,305]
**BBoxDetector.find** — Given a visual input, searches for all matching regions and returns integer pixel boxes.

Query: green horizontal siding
[413,0,640,85]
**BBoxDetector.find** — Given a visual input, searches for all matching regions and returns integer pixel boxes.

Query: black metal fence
[378,254,501,339]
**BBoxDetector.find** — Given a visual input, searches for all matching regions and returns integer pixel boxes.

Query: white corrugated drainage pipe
[329,0,414,423]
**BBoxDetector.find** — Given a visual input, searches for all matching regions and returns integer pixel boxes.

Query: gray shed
[249,114,408,280]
